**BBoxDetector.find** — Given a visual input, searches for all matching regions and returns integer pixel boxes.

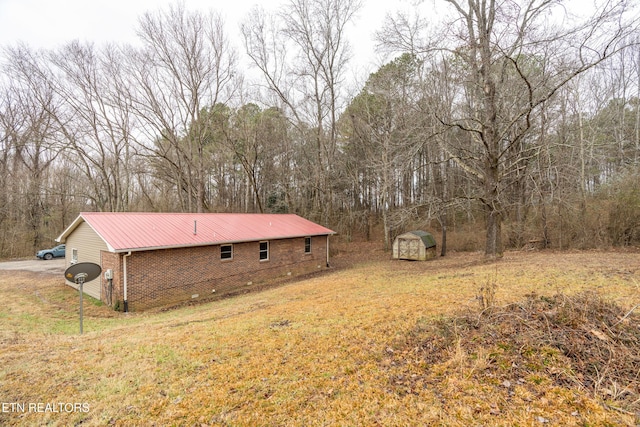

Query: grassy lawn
[0,248,639,426]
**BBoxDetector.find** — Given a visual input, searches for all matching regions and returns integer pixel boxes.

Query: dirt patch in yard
[0,258,65,275]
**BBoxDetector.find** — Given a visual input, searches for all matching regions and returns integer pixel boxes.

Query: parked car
[36,244,65,260]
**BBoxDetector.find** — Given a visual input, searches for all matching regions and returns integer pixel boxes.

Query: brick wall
[112,236,329,311]
[100,251,122,308]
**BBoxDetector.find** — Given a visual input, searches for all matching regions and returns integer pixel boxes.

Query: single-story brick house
[56,212,335,311]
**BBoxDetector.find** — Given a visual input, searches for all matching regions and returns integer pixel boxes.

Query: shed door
[398,239,419,259]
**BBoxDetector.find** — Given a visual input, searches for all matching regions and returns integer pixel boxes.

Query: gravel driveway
[0,258,66,275]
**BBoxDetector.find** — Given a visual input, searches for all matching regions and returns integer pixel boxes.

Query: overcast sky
[0,0,428,77]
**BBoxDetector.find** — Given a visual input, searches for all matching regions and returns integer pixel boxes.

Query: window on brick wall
[221,244,233,260]
[304,237,311,253]
[259,241,269,261]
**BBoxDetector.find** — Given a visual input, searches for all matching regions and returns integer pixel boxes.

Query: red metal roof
[58,212,335,252]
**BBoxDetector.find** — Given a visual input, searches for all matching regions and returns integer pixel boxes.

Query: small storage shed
[392,231,437,261]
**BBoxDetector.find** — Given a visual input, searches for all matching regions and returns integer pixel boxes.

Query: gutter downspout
[326,235,330,268]
[123,251,131,312]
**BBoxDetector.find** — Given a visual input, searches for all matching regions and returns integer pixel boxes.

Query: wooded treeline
[1,0,639,258]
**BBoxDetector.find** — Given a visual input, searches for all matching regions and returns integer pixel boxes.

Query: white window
[304,237,311,254]
[71,248,78,264]
[220,244,233,260]
[259,241,269,261]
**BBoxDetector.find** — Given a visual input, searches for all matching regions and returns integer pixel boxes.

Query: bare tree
[242,0,362,221]
[2,45,63,251]
[0,81,17,255]
[379,0,639,257]
[45,42,136,212]
[342,54,426,248]
[131,3,239,213]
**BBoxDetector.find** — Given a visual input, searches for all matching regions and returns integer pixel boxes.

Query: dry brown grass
[0,246,639,426]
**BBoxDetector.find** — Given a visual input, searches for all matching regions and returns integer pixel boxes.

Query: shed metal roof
[398,230,437,248]
[57,212,335,253]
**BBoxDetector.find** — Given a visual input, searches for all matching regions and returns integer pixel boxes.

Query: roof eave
[55,214,86,243]
[56,213,116,252]
[110,232,336,253]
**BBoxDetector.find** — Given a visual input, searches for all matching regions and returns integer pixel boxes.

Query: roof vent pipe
[194,220,197,235]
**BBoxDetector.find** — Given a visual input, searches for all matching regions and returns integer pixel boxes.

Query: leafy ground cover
[0,245,639,426]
